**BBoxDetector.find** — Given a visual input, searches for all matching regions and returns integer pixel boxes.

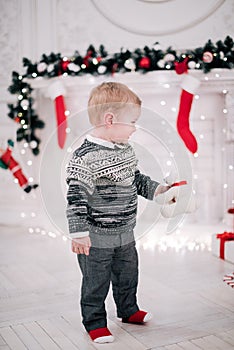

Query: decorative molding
[91,0,225,36]
[0,0,20,82]
[28,69,234,95]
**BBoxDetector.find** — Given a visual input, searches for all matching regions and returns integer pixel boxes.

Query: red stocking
[175,60,200,154]
[47,80,67,148]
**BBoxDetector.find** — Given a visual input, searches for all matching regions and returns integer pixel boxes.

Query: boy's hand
[72,236,91,256]
[155,184,171,196]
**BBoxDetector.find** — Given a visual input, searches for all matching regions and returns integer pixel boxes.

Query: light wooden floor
[0,224,234,350]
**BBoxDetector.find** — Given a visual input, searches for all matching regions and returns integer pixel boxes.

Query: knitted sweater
[66,135,160,238]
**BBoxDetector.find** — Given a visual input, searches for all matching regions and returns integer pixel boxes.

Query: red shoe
[122,310,153,324]
[88,327,114,343]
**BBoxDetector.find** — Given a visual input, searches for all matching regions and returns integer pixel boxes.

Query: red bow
[174,57,189,75]
[216,231,234,259]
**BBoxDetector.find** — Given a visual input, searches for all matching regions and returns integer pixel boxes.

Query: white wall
[0,0,234,229]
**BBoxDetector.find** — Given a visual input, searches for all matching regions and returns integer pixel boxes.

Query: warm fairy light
[21,149,26,155]
[215,73,220,78]
[223,89,228,94]
[32,72,37,78]
[67,147,73,153]
[24,142,28,148]
[193,174,198,179]
[81,64,86,69]
[200,115,206,120]
[65,110,70,116]
[163,83,170,88]
[27,160,32,166]
[229,165,233,170]
[171,107,176,112]
[18,95,23,100]
[48,231,56,238]
[204,76,209,81]
[28,228,34,233]
[195,95,199,100]
[223,184,228,189]
[194,153,198,158]
[166,160,172,166]
[223,108,228,114]
[20,212,26,218]
[14,179,18,183]
[28,177,34,182]
[199,134,204,139]
[160,100,166,106]
[63,56,68,61]
[31,212,36,217]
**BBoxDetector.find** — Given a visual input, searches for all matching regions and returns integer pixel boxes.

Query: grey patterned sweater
[66,135,160,238]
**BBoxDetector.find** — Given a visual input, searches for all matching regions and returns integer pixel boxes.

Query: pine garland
[7,36,234,155]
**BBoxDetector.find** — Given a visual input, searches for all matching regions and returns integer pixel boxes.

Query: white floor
[0,223,234,350]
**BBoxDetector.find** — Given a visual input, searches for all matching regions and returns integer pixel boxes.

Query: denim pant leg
[111,241,139,318]
[77,246,113,332]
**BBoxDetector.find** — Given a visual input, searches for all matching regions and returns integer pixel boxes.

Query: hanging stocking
[47,80,67,148]
[175,59,200,154]
[0,140,38,193]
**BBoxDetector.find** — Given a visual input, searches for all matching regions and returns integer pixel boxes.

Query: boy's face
[110,106,140,143]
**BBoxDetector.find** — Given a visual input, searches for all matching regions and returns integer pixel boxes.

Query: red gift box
[216,232,234,260]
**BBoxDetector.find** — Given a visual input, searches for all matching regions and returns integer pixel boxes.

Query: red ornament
[138,57,151,69]
[83,50,93,68]
[61,60,70,72]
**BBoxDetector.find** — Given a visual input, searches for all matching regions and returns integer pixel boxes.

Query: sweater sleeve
[66,153,94,238]
[135,168,160,200]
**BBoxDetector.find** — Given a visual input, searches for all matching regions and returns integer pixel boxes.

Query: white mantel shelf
[27,69,234,95]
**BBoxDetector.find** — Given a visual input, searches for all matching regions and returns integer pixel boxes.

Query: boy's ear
[104,113,114,126]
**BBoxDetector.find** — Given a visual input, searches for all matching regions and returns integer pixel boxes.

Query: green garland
[7,36,234,155]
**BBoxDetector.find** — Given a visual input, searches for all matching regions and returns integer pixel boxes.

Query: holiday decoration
[5,36,234,155]
[47,80,67,148]
[223,273,234,289]
[0,140,38,193]
[155,175,197,218]
[212,233,234,263]
[175,58,200,153]
[203,51,213,63]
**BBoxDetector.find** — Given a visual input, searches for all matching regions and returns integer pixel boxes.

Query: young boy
[66,82,169,343]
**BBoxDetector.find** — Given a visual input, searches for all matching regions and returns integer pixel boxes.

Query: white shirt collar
[86,134,126,149]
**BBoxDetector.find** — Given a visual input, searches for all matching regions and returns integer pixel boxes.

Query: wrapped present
[212,232,234,264]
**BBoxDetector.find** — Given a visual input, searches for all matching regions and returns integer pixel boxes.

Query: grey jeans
[77,238,139,332]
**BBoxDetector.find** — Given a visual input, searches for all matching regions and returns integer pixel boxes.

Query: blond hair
[88,82,141,125]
